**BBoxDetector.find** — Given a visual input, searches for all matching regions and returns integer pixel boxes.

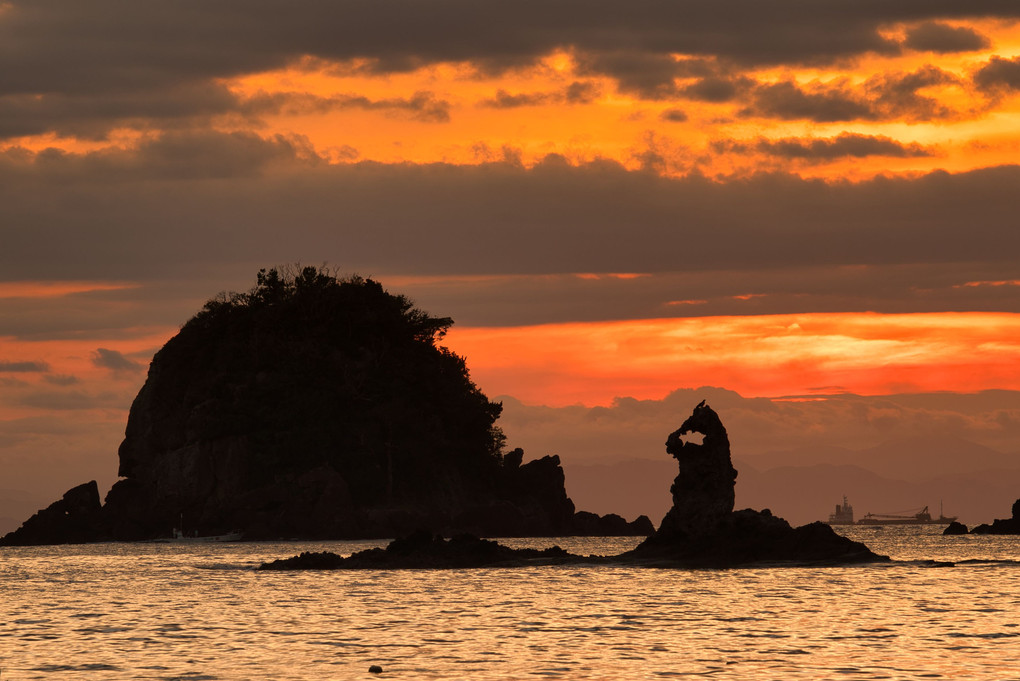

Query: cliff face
[2,268,649,545]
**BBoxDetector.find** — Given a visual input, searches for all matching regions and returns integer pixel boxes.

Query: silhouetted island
[1,267,650,546]
[260,402,887,570]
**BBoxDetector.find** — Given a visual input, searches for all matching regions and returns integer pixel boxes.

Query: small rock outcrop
[970,497,1020,535]
[258,530,585,570]
[626,402,886,566]
[942,521,969,535]
[0,481,102,546]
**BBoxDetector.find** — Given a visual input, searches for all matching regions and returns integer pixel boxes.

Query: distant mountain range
[564,434,1020,527]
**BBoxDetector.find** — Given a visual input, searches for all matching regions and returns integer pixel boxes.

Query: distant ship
[828,495,855,525]
[827,497,956,526]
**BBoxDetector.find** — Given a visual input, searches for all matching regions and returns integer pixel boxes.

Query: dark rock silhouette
[262,402,888,570]
[625,402,885,566]
[0,481,102,546]
[942,520,969,535]
[969,497,1020,534]
[259,529,584,570]
[572,511,654,536]
[1,268,649,546]
[656,401,737,538]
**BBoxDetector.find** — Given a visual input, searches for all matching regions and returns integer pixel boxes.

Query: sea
[1,526,1018,680]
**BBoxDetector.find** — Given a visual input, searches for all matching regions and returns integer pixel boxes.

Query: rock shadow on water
[260,401,888,571]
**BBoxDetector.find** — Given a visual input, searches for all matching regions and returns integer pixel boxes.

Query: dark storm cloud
[0,360,50,372]
[745,67,958,122]
[2,1,1017,138]
[903,22,991,53]
[91,348,142,373]
[974,56,1020,92]
[714,133,934,160]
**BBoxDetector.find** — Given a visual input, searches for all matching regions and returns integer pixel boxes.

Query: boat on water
[828,495,855,525]
[827,497,957,526]
[153,528,244,543]
[151,514,244,542]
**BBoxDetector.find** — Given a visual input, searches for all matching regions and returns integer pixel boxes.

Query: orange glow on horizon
[444,312,1020,406]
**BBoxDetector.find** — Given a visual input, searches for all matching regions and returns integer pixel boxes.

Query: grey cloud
[480,81,600,108]
[2,130,319,181]
[1,2,1015,137]
[243,90,451,123]
[660,109,688,122]
[715,133,935,160]
[867,65,957,120]
[746,81,874,121]
[0,141,1017,287]
[0,360,50,372]
[975,56,1020,92]
[43,374,80,386]
[0,83,239,140]
[678,77,751,103]
[92,348,143,373]
[745,67,958,122]
[903,22,991,53]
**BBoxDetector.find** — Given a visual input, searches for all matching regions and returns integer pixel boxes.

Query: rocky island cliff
[2,268,650,545]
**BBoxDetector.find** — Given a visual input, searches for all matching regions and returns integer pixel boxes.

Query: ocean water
[1,527,1018,680]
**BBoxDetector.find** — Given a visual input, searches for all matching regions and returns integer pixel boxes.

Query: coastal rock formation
[263,402,887,570]
[0,481,102,546]
[626,402,885,566]
[656,401,737,538]
[969,497,1020,534]
[1,268,649,546]
[942,521,969,535]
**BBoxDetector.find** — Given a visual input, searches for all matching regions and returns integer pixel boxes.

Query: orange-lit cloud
[445,313,1020,406]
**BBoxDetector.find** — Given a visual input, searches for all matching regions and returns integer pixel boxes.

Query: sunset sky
[2,1,1020,524]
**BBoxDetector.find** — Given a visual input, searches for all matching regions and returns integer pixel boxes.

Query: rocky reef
[969,498,1020,535]
[1,268,649,546]
[261,401,887,570]
[259,530,589,570]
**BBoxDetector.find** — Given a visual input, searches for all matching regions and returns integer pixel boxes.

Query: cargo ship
[827,497,956,526]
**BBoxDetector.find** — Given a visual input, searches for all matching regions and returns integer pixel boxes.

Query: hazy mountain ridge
[562,439,1020,527]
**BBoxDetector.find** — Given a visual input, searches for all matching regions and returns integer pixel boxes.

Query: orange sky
[2,4,1020,505]
[445,312,1020,405]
